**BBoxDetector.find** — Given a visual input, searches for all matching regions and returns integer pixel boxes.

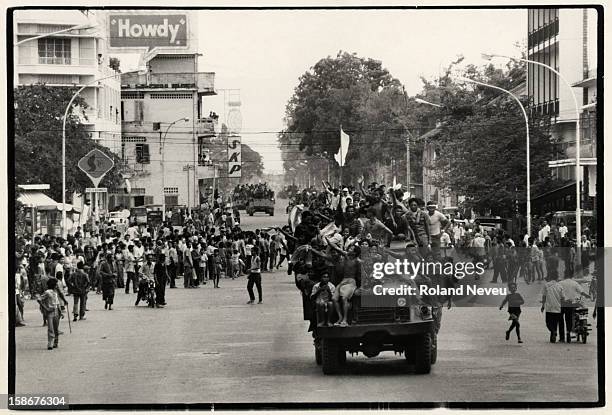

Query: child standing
[230,249,244,280]
[499,282,524,343]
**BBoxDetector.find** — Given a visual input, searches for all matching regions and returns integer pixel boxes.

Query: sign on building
[108,13,189,53]
[78,149,114,188]
[227,135,242,178]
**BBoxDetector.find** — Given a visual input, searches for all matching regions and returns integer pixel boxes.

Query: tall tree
[281,51,411,186]
[14,84,122,202]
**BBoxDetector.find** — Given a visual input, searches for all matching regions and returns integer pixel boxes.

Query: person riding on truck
[311,240,363,327]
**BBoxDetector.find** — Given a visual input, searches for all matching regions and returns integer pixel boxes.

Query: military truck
[246,194,275,216]
[311,291,437,375]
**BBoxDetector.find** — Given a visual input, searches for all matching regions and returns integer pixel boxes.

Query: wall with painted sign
[107,10,198,57]
[227,135,242,178]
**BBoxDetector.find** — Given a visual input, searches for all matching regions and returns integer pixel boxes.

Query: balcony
[18,55,97,66]
[196,118,217,136]
[121,72,216,95]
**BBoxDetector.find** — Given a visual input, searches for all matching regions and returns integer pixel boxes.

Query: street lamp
[61,67,146,237]
[160,117,190,220]
[453,75,532,237]
[482,53,583,242]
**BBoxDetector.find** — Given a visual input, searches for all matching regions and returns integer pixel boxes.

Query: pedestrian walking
[71,262,89,321]
[99,253,116,310]
[37,278,65,350]
[246,247,262,304]
[541,272,565,343]
[154,254,168,307]
[499,282,524,343]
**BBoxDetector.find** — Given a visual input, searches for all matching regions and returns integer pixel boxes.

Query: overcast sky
[121,9,526,173]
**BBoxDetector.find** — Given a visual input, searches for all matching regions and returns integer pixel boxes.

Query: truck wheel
[322,338,340,374]
[269,209,274,216]
[338,348,347,365]
[248,210,254,216]
[414,332,432,374]
[430,333,438,365]
[315,340,323,366]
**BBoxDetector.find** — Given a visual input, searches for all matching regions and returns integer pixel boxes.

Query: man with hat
[426,201,450,260]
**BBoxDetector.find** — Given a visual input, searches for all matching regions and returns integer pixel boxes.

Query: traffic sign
[85,187,108,193]
[78,149,114,188]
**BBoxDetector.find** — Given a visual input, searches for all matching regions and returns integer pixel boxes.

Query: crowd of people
[282,178,596,344]
[14,199,291,350]
[14,178,597,350]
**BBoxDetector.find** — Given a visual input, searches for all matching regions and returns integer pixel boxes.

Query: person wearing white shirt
[558,221,568,239]
[559,274,590,343]
[538,221,551,243]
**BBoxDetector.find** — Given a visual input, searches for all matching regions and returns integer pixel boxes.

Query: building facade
[528,8,598,214]
[14,10,122,152]
[113,53,217,210]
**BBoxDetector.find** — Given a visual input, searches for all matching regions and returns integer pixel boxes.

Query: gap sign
[109,15,187,51]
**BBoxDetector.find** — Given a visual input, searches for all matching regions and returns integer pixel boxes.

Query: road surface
[14,200,600,404]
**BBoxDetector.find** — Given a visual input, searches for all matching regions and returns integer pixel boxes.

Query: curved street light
[61,67,146,237]
[482,53,583,242]
[453,75,532,237]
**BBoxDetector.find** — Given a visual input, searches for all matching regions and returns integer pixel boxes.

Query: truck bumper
[315,321,433,339]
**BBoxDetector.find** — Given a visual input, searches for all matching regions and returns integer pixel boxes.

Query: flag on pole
[335,127,350,167]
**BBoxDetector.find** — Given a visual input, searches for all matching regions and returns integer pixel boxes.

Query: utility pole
[183,165,195,214]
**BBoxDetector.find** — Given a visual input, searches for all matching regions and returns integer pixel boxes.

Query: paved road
[14,201,600,404]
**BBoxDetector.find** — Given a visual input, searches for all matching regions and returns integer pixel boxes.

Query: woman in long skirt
[99,254,116,310]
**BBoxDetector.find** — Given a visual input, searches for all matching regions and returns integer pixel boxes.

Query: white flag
[335,127,350,167]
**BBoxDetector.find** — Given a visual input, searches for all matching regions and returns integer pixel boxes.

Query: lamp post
[482,53,582,242]
[160,117,190,221]
[61,68,144,237]
[454,75,532,237]
[182,164,196,214]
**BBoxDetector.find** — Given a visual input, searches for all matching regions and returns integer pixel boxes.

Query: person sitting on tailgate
[310,272,336,326]
[311,240,362,327]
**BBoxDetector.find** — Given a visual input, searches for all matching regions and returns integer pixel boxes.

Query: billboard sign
[227,135,242,178]
[109,14,188,52]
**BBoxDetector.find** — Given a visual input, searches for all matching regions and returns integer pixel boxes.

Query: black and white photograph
[4,1,607,411]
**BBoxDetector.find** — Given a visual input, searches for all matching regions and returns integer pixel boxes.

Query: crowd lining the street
[14,178,597,350]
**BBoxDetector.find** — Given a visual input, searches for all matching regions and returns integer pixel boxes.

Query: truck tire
[338,348,347,365]
[315,340,322,365]
[269,209,274,216]
[322,338,340,374]
[414,332,432,374]
[431,333,438,365]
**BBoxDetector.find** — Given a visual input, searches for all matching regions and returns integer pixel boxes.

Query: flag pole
[339,125,343,186]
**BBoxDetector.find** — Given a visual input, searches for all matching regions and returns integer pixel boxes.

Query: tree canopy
[14,84,122,202]
[279,47,563,216]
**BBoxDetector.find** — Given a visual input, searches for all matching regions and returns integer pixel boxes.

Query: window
[135,144,150,164]
[38,38,71,64]
[150,93,192,99]
[121,91,145,99]
[122,136,146,143]
[165,195,179,207]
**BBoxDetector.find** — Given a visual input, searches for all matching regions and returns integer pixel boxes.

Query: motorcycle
[571,307,592,344]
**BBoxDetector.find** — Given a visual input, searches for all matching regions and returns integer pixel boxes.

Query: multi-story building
[528,8,598,214]
[112,53,217,210]
[14,10,122,153]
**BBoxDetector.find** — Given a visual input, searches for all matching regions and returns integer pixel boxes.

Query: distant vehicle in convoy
[246,194,275,216]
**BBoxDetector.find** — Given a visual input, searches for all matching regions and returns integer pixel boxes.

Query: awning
[18,192,58,210]
[17,192,82,213]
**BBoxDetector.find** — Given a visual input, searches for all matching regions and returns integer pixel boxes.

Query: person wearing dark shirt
[499,282,524,343]
[154,254,168,307]
[71,262,90,321]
